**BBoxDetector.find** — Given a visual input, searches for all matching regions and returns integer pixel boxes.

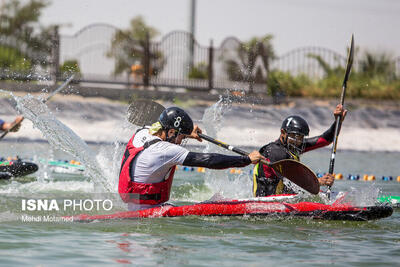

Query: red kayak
[70,200,393,222]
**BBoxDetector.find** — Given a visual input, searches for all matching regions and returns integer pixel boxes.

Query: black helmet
[281,115,309,136]
[159,107,194,135]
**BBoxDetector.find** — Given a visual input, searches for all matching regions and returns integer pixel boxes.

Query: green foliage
[0,0,49,38]
[0,45,32,72]
[60,60,81,76]
[359,51,396,82]
[224,35,275,92]
[267,70,311,97]
[307,54,344,77]
[188,62,208,79]
[307,50,400,99]
[107,16,164,76]
[225,59,243,81]
[0,0,52,69]
[271,50,400,99]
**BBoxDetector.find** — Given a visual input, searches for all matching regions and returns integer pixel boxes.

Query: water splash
[12,93,112,192]
[96,141,125,192]
[201,96,232,138]
[200,96,254,199]
[329,185,381,206]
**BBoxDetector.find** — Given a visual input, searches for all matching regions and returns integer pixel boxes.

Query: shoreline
[1,94,400,152]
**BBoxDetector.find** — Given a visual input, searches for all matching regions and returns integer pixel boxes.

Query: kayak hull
[239,194,400,207]
[42,159,85,175]
[0,161,38,179]
[71,200,393,222]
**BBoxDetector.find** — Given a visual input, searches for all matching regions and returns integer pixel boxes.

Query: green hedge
[267,70,400,100]
[0,46,32,72]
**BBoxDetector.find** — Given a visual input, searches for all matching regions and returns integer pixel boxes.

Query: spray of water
[328,185,381,206]
[12,93,112,192]
[200,95,254,199]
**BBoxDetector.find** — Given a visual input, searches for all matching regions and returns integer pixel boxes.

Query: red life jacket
[118,133,176,204]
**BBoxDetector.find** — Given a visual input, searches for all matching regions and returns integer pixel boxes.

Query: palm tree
[224,35,275,94]
[0,0,52,73]
[359,51,396,81]
[107,16,165,78]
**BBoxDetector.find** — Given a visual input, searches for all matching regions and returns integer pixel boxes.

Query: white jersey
[127,129,189,211]
[131,129,189,183]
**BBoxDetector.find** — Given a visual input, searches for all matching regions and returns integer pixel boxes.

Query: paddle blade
[342,34,354,91]
[270,159,320,194]
[127,99,165,126]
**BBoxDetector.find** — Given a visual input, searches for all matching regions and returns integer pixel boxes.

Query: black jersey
[253,122,336,197]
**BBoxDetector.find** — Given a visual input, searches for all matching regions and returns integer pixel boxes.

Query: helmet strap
[280,129,288,145]
[281,129,304,158]
[165,128,180,143]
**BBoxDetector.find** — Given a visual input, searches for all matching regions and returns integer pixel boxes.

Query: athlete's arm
[303,104,347,153]
[259,143,289,178]
[0,116,24,132]
[182,152,251,169]
[303,122,335,152]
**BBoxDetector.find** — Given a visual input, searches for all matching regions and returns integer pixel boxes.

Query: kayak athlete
[253,104,347,197]
[119,107,263,211]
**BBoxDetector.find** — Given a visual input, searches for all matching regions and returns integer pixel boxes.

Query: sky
[40,0,400,58]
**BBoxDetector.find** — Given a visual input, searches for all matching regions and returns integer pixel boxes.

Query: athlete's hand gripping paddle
[327,34,354,199]
[197,133,319,194]
[0,75,75,141]
[127,99,320,195]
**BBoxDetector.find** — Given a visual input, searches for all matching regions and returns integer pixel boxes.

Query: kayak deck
[40,159,85,175]
[0,160,38,179]
[71,200,393,222]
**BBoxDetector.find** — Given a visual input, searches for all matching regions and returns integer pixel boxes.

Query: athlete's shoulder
[260,140,289,162]
[132,129,158,147]
[260,140,282,155]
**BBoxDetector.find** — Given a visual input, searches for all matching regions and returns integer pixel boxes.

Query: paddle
[198,133,319,194]
[127,99,320,195]
[0,75,75,141]
[327,34,354,198]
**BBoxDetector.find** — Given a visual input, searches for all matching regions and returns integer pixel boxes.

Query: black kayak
[0,160,38,179]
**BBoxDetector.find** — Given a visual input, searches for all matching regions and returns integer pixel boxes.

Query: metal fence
[1,23,399,93]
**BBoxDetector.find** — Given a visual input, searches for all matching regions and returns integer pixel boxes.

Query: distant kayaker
[253,104,347,197]
[119,107,264,211]
[0,116,24,132]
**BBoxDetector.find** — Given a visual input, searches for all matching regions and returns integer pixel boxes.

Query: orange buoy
[397,176,400,182]
[335,173,343,180]
[367,175,376,181]
[362,174,368,181]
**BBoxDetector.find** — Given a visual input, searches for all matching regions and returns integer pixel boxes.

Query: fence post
[208,39,214,90]
[50,25,60,85]
[143,32,150,88]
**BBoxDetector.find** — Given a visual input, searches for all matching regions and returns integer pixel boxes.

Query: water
[1,142,399,266]
[0,94,399,266]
